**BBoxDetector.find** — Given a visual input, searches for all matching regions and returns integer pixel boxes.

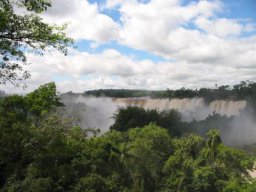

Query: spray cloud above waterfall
[59,81,256,146]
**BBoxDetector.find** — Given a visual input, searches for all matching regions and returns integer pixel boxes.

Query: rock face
[113,97,247,121]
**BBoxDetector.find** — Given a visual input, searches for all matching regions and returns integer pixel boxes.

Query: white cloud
[195,17,253,37]
[105,0,124,9]
[42,0,120,43]
[1,0,256,94]
[1,45,256,94]
[115,0,256,65]
[40,0,255,65]
[118,0,221,51]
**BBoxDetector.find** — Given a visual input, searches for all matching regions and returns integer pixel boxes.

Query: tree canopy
[85,81,256,103]
[110,106,185,137]
[0,0,73,85]
[0,82,256,191]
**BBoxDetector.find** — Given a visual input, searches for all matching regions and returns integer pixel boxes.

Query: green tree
[25,82,63,119]
[110,107,158,132]
[163,134,205,192]
[124,124,173,192]
[0,0,73,85]
[110,106,184,137]
[0,82,65,189]
[163,130,255,192]
[204,129,222,165]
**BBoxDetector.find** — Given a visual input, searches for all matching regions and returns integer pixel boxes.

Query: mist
[0,90,7,97]
[222,108,256,146]
[59,94,256,146]
[59,93,126,132]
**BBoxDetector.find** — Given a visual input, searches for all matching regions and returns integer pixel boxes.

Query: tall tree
[0,0,73,85]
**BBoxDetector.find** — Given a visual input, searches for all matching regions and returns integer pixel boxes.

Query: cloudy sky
[2,0,256,93]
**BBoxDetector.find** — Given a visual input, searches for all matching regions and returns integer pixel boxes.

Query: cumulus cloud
[42,0,120,43]
[118,0,221,52]
[1,46,256,94]
[1,0,256,94]
[105,0,124,9]
[195,17,254,37]
[114,0,256,64]
[40,0,256,65]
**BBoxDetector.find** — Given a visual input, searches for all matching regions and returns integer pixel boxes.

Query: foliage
[162,130,254,192]
[85,81,256,103]
[84,89,165,98]
[110,106,184,137]
[123,124,173,191]
[0,82,64,188]
[0,0,73,85]
[0,83,256,191]
[25,82,63,118]
[187,113,233,136]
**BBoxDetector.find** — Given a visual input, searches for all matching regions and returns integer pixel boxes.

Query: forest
[85,81,256,103]
[1,82,256,191]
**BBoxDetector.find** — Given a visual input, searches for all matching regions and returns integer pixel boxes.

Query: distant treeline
[85,89,164,98]
[84,81,256,103]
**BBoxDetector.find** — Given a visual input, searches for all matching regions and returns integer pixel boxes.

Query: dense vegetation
[85,89,165,98]
[110,107,185,137]
[85,81,256,103]
[1,82,256,191]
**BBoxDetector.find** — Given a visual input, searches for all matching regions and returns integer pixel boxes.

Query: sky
[1,0,256,93]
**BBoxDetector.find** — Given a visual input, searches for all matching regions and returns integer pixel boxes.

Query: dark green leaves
[0,83,256,191]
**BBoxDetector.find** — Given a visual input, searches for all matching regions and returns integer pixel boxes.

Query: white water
[113,97,247,121]
[61,95,247,130]
[60,94,126,132]
[59,95,256,146]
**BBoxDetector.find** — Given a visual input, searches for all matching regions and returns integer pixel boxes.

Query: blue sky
[1,0,256,93]
[76,0,256,62]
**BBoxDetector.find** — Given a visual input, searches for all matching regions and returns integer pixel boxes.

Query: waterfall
[113,97,247,121]
[60,94,256,145]
[209,100,247,116]
[60,94,248,132]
